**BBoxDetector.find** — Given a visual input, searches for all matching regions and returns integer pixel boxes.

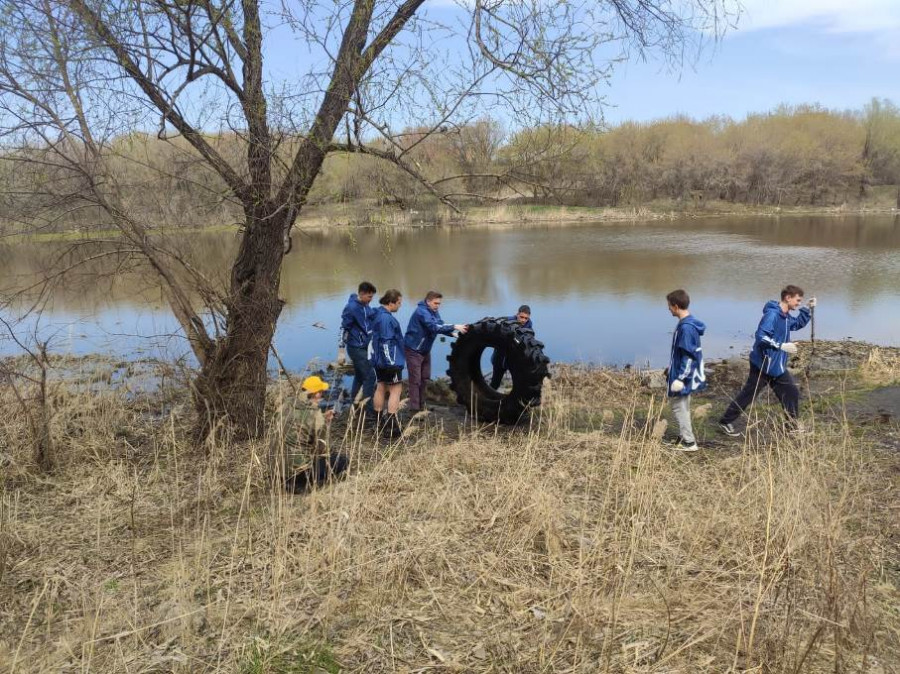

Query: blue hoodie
[491,316,534,369]
[370,306,406,370]
[749,300,811,377]
[403,300,457,355]
[339,293,375,349]
[667,315,707,397]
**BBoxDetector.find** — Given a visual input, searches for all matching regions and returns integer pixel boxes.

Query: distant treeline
[2,99,899,234]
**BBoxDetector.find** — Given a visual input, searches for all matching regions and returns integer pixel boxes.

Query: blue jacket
[749,300,811,377]
[339,294,375,349]
[667,315,707,397]
[491,317,534,370]
[403,300,456,354]
[370,306,406,370]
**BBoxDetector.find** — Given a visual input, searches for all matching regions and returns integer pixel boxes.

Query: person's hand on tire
[670,379,685,394]
[780,342,798,355]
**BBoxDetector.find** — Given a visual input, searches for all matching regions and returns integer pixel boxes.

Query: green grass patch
[239,638,340,674]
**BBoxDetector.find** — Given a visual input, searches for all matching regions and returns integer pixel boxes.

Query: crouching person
[490,305,533,389]
[274,375,348,493]
[665,289,707,452]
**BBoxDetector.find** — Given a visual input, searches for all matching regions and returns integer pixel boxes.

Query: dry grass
[1,358,899,673]
[860,348,900,387]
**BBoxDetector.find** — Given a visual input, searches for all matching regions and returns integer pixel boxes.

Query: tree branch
[68,0,249,202]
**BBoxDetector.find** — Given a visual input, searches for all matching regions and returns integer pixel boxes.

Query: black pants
[490,363,506,389]
[720,364,800,424]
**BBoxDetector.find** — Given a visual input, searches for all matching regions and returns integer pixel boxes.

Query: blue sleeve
[420,307,454,336]
[790,307,811,331]
[339,303,353,347]
[755,310,782,353]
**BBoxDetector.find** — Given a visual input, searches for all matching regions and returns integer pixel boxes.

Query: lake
[2,214,899,371]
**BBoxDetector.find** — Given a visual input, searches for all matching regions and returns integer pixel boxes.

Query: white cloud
[738,0,900,34]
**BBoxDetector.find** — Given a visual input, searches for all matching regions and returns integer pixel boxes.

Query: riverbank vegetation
[2,344,899,672]
[2,100,898,240]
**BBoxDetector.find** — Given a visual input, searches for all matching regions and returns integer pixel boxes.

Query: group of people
[278,281,817,491]
[336,283,464,433]
[335,281,533,429]
[664,284,816,451]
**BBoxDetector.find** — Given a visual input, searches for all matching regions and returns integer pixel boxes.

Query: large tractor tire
[446,317,550,424]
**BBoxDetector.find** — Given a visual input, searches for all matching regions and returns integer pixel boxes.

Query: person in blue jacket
[719,285,817,437]
[338,281,377,410]
[370,289,405,423]
[403,291,468,412]
[664,290,706,451]
[489,305,533,389]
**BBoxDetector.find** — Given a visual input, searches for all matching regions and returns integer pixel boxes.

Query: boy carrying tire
[490,305,533,389]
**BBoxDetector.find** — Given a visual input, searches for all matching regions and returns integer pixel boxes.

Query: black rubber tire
[446,317,550,424]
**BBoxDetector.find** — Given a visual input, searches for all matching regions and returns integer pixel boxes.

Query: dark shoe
[719,422,741,437]
[361,411,381,430]
[285,452,350,494]
[380,413,403,439]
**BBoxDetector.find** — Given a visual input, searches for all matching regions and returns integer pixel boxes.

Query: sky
[261,0,900,128]
[601,0,900,122]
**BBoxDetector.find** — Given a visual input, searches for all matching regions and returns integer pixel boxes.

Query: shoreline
[2,202,897,243]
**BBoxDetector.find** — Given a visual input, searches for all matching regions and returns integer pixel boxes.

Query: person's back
[271,376,333,485]
[371,305,405,370]
[668,314,706,395]
[339,282,377,410]
[278,397,326,454]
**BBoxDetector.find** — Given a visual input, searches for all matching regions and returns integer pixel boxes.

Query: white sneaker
[669,438,699,452]
[788,421,807,435]
[719,422,741,437]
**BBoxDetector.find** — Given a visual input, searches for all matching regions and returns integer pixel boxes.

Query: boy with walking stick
[719,285,817,437]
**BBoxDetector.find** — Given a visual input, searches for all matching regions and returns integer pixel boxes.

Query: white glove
[780,342,798,355]
[670,379,685,393]
[337,347,347,365]
[807,297,817,308]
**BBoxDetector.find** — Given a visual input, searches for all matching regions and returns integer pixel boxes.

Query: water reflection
[2,215,899,368]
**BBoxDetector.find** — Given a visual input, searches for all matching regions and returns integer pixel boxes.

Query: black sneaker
[380,413,403,439]
[719,422,741,437]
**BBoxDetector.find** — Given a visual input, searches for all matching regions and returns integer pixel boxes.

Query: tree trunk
[193,211,287,441]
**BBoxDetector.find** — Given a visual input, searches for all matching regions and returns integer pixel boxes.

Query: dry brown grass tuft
[1,360,898,673]
[859,347,900,386]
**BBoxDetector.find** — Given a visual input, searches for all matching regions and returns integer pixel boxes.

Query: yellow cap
[301,375,329,394]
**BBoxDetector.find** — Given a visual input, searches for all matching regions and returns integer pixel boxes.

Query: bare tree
[0,0,735,439]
